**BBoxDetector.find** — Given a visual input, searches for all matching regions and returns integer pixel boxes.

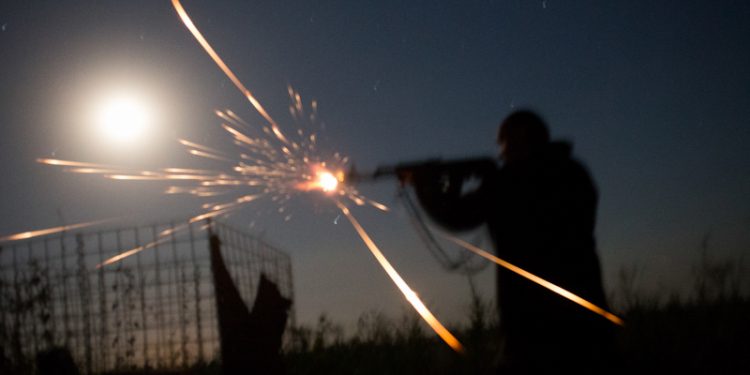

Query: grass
[283,250,750,374]
[2,243,748,374]
[615,245,750,373]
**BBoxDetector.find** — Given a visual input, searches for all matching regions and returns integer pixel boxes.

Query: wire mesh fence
[0,219,294,374]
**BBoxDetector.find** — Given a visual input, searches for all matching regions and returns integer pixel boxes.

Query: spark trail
[337,202,464,352]
[0,219,113,242]
[171,0,287,144]
[443,235,625,326]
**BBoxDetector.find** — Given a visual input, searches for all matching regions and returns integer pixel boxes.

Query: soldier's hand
[397,169,414,187]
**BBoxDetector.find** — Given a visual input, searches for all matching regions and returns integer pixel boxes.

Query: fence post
[75,233,93,375]
[188,221,204,364]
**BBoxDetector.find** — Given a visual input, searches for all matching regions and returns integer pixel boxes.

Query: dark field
[2,252,748,374]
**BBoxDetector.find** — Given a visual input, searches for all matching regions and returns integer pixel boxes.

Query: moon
[96,94,151,142]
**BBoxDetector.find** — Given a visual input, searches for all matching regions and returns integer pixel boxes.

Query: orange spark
[337,202,464,353]
[0,219,112,242]
[97,236,172,268]
[221,123,257,145]
[188,149,235,162]
[367,200,390,212]
[159,223,189,237]
[215,109,252,131]
[37,158,116,169]
[105,174,165,181]
[208,194,261,211]
[171,0,291,145]
[188,207,234,224]
[225,109,252,128]
[98,206,243,268]
[166,186,225,196]
[66,168,131,174]
[162,167,217,174]
[178,139,225,154]
[443,235,625,326]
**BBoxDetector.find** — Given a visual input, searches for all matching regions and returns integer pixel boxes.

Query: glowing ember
[443,235,625,326]
[0,219,113,242]
[337,202,464,352]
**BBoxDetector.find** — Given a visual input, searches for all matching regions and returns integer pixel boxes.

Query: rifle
[345,156,497,184]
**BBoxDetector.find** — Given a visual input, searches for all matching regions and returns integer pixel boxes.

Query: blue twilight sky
[1,1,749,328]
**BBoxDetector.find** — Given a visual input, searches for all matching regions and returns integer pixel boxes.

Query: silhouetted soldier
[406,110,615,373]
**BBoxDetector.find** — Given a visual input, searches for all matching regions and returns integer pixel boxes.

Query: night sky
[1,1,749,329]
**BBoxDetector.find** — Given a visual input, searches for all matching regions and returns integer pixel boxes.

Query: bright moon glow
[96,95,150,142]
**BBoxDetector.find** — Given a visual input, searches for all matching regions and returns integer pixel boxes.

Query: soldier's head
[497,110,550,164]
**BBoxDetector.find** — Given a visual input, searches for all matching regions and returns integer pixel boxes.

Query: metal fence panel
[0,220,294,374]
